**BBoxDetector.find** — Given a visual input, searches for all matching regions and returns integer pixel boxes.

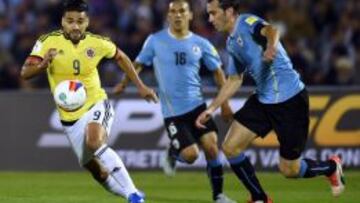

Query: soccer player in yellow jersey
[20,0,157,202]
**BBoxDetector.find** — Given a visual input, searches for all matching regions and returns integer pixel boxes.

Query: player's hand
[38,48,57,69]
[221,103,233,122]
[195,108,214,129]
[138,84,159,103]
[263,45,277,62]
[44,48,58,62]
[113,82,127,95]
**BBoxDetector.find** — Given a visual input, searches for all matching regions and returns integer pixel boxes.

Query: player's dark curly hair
[207,0,245,13]
[63,0,89,14]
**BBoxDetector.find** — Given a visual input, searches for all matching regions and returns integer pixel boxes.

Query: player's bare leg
[85,122,144,203]
[200,132,237,203]
[280,155,345,197]
[222,121,271,203]
[179,144,200,163]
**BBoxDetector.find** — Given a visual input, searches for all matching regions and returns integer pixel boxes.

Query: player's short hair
[62,0,89,15]
[169,0,193,11]
[208,0,243,12]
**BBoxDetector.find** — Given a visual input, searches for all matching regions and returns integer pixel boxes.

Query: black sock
[299,158,337,178]
[207,163,223,200]
[228,154,267,201]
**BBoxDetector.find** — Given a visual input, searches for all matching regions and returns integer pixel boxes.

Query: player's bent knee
[180,146,199,164]
[86,138,103,152]
[222,142,241,158]
[278,164,299,178]
[182,152,198,164]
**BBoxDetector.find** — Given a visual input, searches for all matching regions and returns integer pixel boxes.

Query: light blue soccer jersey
[226,14,304,104]
[136,29,222,118]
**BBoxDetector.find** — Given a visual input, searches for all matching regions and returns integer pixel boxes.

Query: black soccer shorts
[164,103,218,155]
[234,89,309,160]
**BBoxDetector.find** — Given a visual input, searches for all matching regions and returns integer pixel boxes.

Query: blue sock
[228,154,267,201]
[299,159,336,178]
[207,158,223,200]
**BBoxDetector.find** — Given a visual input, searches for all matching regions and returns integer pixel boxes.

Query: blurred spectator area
[0,0,359,90]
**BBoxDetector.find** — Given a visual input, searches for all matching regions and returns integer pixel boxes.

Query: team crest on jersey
[192,45,201,55]
[237,36,244,47]
[85,48,95,58]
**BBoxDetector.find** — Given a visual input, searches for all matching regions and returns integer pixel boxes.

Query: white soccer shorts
[63,100,114,165]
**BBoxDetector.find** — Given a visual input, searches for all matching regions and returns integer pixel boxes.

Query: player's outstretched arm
[213,68,233,122]
[113,62,143,95]
[114,48,158,103]
[20,48,57,80]
[196,74,243,129]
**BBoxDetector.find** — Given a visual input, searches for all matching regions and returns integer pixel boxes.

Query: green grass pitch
[0,171,359,203]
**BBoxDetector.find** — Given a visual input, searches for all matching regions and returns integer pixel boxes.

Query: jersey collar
[167,28,193,40]
[230,15,241,38]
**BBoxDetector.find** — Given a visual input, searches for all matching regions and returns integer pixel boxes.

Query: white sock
[95,145,137,198]
[101,175,127,197]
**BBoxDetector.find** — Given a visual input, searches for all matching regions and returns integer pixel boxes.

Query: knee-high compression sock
[228,153,267,201]
[101,175,127,197]
[298,158,337,178]
[207,158,224,200]
[95,145,138,198]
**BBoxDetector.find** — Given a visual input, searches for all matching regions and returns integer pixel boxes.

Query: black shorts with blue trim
[164,103,218,155]
[234,89,309,160]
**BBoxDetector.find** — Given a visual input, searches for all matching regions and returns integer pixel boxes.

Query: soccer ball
[53,80,87,111]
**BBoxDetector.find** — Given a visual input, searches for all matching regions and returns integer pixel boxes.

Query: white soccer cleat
[161,148,177,177]
[215,194,237,203]
[327,155,345,197]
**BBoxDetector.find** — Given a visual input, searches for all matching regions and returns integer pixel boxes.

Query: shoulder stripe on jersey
[38,30,63,42]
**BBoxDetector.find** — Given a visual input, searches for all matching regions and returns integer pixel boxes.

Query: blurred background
[0,0,359,89]
[0,2,358,202]
[0,0,359,172]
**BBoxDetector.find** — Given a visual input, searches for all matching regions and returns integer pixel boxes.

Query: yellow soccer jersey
[30,30,117,122]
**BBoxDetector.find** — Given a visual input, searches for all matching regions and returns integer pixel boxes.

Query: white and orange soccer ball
[53,80,87,111]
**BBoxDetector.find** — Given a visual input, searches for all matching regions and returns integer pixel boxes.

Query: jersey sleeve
[243,15,268,34]
[29,39,48,59]
[201,39,222,71]
[135,35,155,66]
[100,38,117,59]
[226,53,245,76]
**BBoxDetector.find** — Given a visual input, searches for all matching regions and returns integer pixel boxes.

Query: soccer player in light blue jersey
[196,0,345,202]
[115,1,236,203]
